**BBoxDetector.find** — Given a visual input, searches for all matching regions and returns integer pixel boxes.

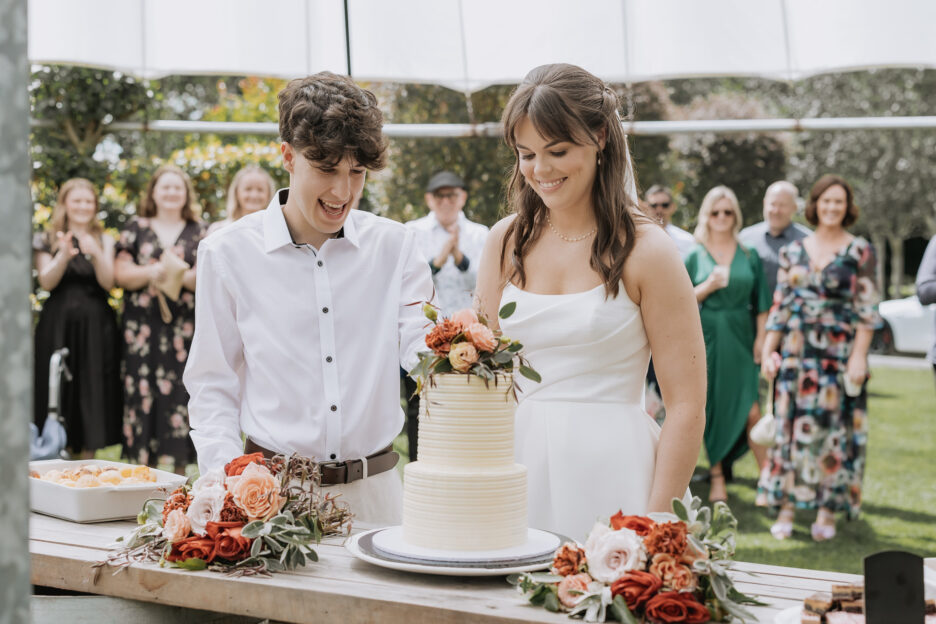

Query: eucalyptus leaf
[543,591,560,612]
[672,497,689,521]
[518,365,541,383]
[241,521,265,539]
[250,536,263,557]
[434,358,453,374]
[174,558,208,571]
[507,342,523,352]
[493,350,514,364]
[609,595,640,624]
[306,548,318,562]
[498,301,516,319]
[506,574,522,585]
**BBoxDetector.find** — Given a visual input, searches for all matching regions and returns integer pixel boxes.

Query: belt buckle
[317,458,346,485]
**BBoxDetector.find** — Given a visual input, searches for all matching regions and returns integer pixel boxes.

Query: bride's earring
[597,152,602,167]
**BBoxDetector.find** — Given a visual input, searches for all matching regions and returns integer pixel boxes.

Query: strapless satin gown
[500,282,687,541]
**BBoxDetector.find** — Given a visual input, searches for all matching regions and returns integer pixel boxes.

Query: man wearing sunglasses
[645,185,694,259]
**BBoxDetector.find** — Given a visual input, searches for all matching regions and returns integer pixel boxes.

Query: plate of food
[30,459,186,523]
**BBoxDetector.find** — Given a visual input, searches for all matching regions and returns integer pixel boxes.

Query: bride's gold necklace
[546,213,595,243]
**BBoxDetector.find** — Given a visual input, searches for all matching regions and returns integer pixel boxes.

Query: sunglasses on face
[433,191,459,201]
[649,202,671,209]
[710,209,734,217]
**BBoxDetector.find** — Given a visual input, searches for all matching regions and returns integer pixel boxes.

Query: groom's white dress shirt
[184,190,434,474]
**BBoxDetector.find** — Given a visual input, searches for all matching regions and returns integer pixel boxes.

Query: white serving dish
[29,459,187,523]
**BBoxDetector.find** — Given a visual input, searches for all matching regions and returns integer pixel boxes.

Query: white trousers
[321,468,402,530]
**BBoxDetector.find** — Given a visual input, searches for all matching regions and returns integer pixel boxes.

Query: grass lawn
[97,365,934,574]
[696,365,936,574]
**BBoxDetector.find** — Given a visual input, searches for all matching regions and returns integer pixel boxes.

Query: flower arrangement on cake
[96,453,352,578]
[509,497,764,623]
[408,302,540,395]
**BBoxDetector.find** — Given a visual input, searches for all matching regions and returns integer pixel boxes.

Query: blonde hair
[46,178,104,253]
[139,165,201,222]
[693,185,742,245]
[226,165,276,221]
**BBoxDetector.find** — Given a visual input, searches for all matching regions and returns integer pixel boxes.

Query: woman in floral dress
[115,165,204,471]
[759,175,881,542]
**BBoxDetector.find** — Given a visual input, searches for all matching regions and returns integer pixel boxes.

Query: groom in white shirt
[184,72,434,526]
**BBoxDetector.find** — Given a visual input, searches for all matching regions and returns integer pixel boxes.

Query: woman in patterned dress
[115,165,205,471]
[759,174,881,542]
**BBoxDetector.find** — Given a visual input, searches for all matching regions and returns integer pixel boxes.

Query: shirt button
[322,307,329,313]
[330,405,337,411]
[330,453,336,460]
[317,260,323,267]
[326,356,333,363]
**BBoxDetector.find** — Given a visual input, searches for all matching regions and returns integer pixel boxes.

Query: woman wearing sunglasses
[685,185,771,502]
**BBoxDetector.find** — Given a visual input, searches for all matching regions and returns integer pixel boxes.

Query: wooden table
[30,512,863,623]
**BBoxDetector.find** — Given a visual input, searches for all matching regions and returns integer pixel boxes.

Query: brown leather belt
[244,438,398,486]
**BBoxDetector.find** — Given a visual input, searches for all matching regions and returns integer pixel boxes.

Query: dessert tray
[30,459,186,523]
[346,526,567,576]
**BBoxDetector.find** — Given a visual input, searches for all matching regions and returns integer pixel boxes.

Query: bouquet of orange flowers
[510,498,763,623]
[99,453,351,577]
[409,302,540,396]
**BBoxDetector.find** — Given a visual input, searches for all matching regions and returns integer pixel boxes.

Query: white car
[873,295,935,355]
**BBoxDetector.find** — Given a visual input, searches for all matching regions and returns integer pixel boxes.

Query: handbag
[154,251,190,324]
[750,376,777,447]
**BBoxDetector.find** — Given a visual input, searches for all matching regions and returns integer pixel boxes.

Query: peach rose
[448,342,479,372]
[649,553,696,591]
[227,462,285,522]
[162,508,191,543]
[464,322,498,352]
[557,573,592,609]
[449,308,479,330]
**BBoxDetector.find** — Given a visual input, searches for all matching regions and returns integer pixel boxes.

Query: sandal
[770,508,795,540]
[708,469,727,503]
[811,510,837,542]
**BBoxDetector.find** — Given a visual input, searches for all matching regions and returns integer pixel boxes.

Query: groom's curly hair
[278,72,387,170]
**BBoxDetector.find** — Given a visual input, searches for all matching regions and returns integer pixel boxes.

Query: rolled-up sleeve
[398,230,436,372]
[184,241,246,474]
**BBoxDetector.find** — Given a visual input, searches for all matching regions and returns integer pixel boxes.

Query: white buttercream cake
[402,373,528,550]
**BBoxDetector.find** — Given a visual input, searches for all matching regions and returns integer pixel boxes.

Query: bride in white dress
[476,64,706,541]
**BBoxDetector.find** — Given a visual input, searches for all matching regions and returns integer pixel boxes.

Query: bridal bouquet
[408,302,540,395]
[510,498,763,623]
[97,453,352,578]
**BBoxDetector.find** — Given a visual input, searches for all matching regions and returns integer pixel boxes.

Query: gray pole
[0,0,33,620]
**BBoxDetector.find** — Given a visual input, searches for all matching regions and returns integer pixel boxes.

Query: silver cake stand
[346,526,570,576]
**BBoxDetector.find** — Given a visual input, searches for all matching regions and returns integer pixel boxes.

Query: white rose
[185,485,225,536]
[583,522,647,583]
[191,468,226,494]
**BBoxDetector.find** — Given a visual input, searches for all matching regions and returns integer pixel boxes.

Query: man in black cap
[403,171,489,460]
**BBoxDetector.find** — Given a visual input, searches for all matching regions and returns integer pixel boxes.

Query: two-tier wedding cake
[402,373,527,551]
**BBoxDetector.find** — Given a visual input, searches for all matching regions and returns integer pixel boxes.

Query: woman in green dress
[685,186,771,502]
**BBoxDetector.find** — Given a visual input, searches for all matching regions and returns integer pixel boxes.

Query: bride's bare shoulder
[629,221,684,268]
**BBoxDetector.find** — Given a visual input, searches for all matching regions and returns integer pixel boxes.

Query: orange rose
[644,591,709,624]
[464,322,498,352]
[551,542,586,576]
[206,521,251,562]
[610,511,655,536]
[644,521,688,557]
[227,462,285,522]
[162,487,192,524]
[649,553,697,592]
[165,535,216,563]
[449,308,479,330]
[557,573,592,609]
[224,452,265,477]
[610,570,663,611]
[448,342,479,372]
[425,319,460,355]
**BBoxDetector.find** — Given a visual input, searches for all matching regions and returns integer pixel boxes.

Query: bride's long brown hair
[500,63,646,298]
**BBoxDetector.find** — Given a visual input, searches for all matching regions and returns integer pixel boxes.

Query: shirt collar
[766,222,796,240]
[263,188,360,253]
[429,211,465,231]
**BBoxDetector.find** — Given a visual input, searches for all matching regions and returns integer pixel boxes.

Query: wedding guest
[403,171,489,459]
[759,174,881,542]
[739,181,811,295]
[184,72,434,527]
[115,165,204,472]
[917,234,936,386]
[645,184,695,258]
[685,186,770,502]
[33,178,122,457]
[207,165,276,235]
[476,63,704,540]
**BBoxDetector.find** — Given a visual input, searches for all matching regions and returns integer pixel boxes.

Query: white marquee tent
[26,0,936,134]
